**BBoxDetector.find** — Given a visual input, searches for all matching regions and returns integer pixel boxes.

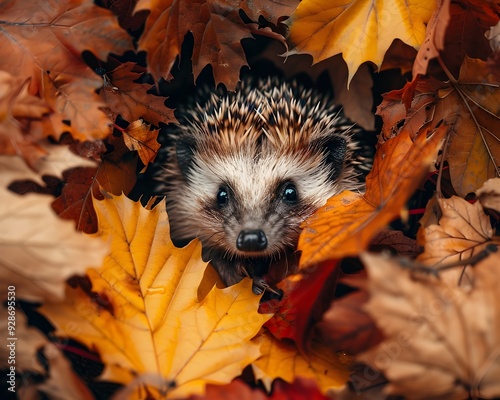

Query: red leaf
[261,260,340,349]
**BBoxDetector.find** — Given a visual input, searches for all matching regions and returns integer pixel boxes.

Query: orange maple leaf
[298,125,446,268]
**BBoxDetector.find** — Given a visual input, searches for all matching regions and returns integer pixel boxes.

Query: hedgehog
[157,77,366,294]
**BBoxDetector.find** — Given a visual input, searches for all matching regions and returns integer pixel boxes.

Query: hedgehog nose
[236,229,268,252]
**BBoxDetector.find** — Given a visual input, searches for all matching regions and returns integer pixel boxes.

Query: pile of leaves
[1,0,499,399]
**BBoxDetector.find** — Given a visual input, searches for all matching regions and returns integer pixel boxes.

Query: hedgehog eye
[282,183,298,204]
[216,188,229,207]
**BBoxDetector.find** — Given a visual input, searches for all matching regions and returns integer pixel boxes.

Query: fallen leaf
[380,39,418,74]
[29,141,97,179]
[188,379,268,400]
[417,195,500,285]
[439,0,500,77]
[359,251,500,399]
[100,62,175,125]
[0,155,109,301]
[330,62,375,130]
[284,0,435,85]
[52,135,138,233]
[298,125,445,267]
[0,308,48,374]
[36,343,95,400]
[486,20,500,52]
[377,57,500,196]
[0,71,51,164]
[0,0,133,140]
[136,0,247,89]
[239,0,299,23]
[270,378,331,400]
[412,0,451,77]
[122,119,161,168]
[252,330,349,393]
[477,177,500,211]
[102,0,148,31]
[317,289,383,355]
[41,194,271,398]
[260,260,340,348]
[370,230,423,258]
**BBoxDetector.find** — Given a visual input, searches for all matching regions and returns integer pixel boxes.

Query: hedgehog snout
[236,229,268,252]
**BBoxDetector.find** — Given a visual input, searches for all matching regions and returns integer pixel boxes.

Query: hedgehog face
[170,147,343,260]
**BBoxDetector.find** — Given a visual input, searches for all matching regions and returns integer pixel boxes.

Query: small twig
[400,244,498,277]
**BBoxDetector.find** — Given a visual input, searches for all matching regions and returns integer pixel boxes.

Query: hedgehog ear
[176,138,196,179]
[316,135,347,182]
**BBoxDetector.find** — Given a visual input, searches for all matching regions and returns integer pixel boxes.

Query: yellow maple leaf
[41,194,271,399]
[284,0,435,84]
[252,330,349,392]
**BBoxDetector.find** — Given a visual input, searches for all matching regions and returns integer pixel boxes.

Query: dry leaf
[137,0,245,89]
[439,0,499,77]
[102,0,148,31]
[380,39,418,74]
[417,195,500,285]
[100,62,175,125]
[36,344,95,400]
[0,155,109,301]
[370,230,422,258]
[41,194,271,399]
[0,0,133,140]
[252,330,349,393]
[52,135,138,233]
[298,126,445,268]
[32,142,98,179]
[122,119,161,168]
[377,57,500,196]
[188,380,268,400]
[412,0,451,77]
[0,309,48,374]
[0,71,51,164]
[486,20,500,52]
[284,0,435,85]
[260,259,340,348]
[360,251,500,399]
[317,289,383,355]
[477,177,500,211]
